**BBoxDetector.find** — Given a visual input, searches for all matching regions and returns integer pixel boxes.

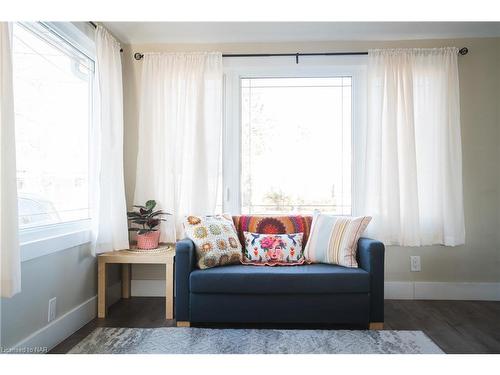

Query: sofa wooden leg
[176,321,190,327]
[369,322,384,330]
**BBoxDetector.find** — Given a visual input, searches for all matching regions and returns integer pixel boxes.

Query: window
[12,23,94,230]
[240,76,352,215]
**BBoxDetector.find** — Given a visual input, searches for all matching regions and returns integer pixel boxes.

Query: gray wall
[0,244,121,349]
[1,245,95,348]
[122,37,500,284]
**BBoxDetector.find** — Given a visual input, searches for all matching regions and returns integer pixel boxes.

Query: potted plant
[127,200,170,249]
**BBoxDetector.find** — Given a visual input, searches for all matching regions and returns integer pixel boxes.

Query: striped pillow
[304,212,372,268]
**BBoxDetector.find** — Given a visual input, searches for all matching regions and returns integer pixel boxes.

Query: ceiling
[102,22,500,44]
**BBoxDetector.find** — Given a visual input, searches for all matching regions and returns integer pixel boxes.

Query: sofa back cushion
[232,215,313,247]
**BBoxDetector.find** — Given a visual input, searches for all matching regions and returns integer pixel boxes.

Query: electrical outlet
[48,297,57,322]
[410,256,421,272]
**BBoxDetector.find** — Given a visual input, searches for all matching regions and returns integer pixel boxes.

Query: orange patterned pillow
[232,215,313,247]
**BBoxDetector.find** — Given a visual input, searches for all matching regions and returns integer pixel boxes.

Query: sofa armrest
[357,237,385,323]
[175,238,196,321]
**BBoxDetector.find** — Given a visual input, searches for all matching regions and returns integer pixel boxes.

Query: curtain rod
[133,47,469,63]
[88,21,123,53]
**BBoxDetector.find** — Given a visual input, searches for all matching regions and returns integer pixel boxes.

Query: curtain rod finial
[459,47,468,55]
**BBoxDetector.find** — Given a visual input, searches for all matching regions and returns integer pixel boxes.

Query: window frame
[14,22,96,260]
[222,55,367,216]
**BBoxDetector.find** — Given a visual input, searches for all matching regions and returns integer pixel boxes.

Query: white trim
[7,296,96,353]
[385,281,500,301]
[20,220,91,262]
[131,280,166,297]
[20,231,91,263]
[222,71,241,214]
[384,281,415,300]
[20,219,91,242]
[414,282,500,301]
[41,22,96,61]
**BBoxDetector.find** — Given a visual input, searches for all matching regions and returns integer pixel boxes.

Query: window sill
[20,220,92,262]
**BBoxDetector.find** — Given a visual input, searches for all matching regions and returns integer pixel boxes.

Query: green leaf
[145,200,156,211]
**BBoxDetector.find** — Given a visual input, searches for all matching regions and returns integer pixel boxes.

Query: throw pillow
[304,212,372,268]
[242,232,305,266]
[233,215,313,247]
[184,214,242,269]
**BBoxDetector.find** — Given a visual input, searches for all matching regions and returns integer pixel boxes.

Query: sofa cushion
[189,264,370,294]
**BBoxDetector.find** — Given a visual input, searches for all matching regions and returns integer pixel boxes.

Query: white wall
[122,37,500,287]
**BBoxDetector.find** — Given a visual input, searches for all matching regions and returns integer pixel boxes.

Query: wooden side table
[97,245,175,320]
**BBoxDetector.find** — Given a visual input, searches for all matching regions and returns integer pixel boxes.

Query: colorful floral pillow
[242,232,305,266]
[233,215,313,247]
[184,214,242,269]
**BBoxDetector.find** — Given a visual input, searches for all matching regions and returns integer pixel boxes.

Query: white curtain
[91,25,129,254]
[362,47,465,246]
[0,22,21,297]
[134,52,223,242]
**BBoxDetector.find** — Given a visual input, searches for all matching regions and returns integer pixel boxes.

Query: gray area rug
[68,327,444,354]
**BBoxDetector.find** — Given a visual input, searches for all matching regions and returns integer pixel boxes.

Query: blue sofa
[175,237,385,329]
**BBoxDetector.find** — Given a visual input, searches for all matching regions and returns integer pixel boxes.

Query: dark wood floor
[50,297,500,354]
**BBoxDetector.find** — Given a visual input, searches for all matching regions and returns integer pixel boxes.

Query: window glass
[13,23,93,229]
[241,76,352,214]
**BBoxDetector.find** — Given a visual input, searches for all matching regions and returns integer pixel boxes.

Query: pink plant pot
[136,231,161,250]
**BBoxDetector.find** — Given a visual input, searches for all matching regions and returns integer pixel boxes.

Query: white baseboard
[10,295,97,353]
[384,282,415,300]
[385,281,500,301]
[131,280,165,297]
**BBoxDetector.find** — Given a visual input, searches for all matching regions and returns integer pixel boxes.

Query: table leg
[98,261,106,318]
[165,261,174,320]
[121,264,131,299]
